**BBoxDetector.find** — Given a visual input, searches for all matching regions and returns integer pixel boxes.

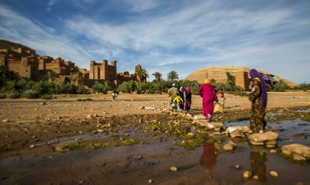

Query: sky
[0,0,310,84]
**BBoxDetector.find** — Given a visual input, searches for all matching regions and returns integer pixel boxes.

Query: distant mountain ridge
[185,66,298,87]
[0,39,32,50]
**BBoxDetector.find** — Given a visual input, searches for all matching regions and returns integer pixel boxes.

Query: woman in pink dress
[198,79,218,122]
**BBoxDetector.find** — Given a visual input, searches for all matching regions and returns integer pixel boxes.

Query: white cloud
[0,1,309,83]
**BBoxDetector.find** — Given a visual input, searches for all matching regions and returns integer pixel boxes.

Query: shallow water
[1,119,310,185]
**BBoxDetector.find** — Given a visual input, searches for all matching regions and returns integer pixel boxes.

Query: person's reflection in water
[199,141,218,174]
[250,151,268,184]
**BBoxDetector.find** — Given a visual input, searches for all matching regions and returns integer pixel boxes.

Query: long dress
[248,79,267,133]
[197,84,218,118]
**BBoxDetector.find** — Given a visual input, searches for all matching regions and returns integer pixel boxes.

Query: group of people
[168,84,192,113]
[168,68,267,134]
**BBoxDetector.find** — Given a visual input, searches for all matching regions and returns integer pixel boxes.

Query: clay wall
[235,71,250,91]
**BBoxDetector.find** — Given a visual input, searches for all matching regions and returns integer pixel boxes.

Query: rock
[252,175,259,180]
[270,149,277,154]
[230,130,245,138]
[193,115,206,120]
[170,166,178,172]
[293,154,306,161]
[248,131,279,142]
[270,171,278,177]
[235,165,240,169]
[223,144,234,151]
[29,144,35,148]
[281,144,310,159]
[2,119,9,123]
[148,179,153,184]
[249,140,265,146]
[243,171,252,179]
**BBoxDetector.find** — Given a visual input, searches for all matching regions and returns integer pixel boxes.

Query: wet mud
[0,100,310,184]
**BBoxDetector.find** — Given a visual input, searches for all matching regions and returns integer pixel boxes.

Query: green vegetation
[177,134,207,150]
[1,65,309,99]
[76,98,92,101]
[55,135,141,153]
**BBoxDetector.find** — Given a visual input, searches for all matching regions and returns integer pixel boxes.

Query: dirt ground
[0,91,310,184]
[0,91,309,158]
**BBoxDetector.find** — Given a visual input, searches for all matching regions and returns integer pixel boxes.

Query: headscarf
[249,69,267,108]
[204,78,210,84]
[185,86,191,94]
[179,87,183,92]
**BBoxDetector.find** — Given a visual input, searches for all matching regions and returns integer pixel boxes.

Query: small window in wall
[26,70,28,72]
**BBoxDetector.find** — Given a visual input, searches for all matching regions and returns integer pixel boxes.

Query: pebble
[148,179,153,184]
[170,166,178,172]
[243,171,252,179]
[270,171,278,177]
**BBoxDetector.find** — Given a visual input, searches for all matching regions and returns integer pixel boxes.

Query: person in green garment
[248,69,268,133]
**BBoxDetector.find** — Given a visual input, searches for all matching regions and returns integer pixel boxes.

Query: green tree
[152,72,162,82]
[46,71,59,82]
[136,68,149,83]
[226,72,235,91]
[167,71,178,81]
[0,65,19,87]
[273,80,289,92]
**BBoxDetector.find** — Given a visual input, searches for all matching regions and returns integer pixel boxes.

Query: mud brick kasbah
[0,39,297,90]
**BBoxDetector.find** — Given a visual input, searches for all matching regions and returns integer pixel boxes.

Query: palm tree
[152,72,162,82]
[46,71,59,82]
[136,68,149,83]
[167,71,178,81]
[226,72,235,90]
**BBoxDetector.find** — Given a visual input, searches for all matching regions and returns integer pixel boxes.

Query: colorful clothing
[199,142,218,173]
[198,82,218,121]
[173,95,183,111]
[249,69,268,133]
[184,86,192,113]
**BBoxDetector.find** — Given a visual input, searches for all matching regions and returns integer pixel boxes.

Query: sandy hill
[185,66,298,87]
[0,39,32,50]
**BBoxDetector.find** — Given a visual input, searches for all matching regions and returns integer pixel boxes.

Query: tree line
[0,65,309,99]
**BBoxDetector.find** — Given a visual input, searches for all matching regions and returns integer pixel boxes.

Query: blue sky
[0,0,309,83]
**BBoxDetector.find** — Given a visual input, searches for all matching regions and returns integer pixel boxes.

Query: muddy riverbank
[0,91,310,184]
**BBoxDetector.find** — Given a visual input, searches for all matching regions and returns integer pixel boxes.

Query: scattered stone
[223,144,234,151]
[235,165,240,169]
[270,149,277,154]
[293,154,306,161]
[252,175,259,180]
[148,179,153,184]
[133,155,143,160]
[281,144,310,160]
[248,131,278,147]
[243,171,252,179]
[29,144,35,149]
[270,171,278,177]
[2,119,9,123]
[170,166,178,172]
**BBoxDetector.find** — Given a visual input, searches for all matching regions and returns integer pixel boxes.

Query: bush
[21,90,39,99]
[76,85,89,94]
[0,93,6,99]
[273,80,289,92]
[7,92,20,99]
[92,81,107,94]
[42,94,52,99]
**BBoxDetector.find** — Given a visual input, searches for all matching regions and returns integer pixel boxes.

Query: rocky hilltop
[185,66,298,87]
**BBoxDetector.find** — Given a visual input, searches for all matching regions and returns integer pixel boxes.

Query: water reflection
[250,146,268,184]
[199,141,218,174]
